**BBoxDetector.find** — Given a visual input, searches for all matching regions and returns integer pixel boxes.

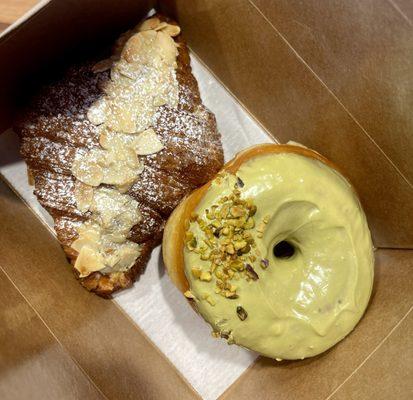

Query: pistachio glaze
[184,152,374,360]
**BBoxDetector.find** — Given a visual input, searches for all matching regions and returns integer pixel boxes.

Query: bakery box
[0,1,412,399]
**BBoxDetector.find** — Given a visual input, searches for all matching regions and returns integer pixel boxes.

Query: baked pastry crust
[15,15,224,297]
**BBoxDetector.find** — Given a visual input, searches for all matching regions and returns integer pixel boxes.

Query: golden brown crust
[15,15,224,297]
[162,143,345,294]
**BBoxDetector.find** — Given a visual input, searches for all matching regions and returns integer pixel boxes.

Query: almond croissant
[15,15,224,297]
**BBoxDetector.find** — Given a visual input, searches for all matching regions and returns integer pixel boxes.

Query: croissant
[14,14,224,297]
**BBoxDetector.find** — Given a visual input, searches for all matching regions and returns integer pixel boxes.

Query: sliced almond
[115,243,141,269]
[105,233,126,243]
[74,182,94,212]
[92,58,113,73]
[71,16,180,276]
[122,30,157,64]
[74,246,106,277]
[87,98,107,125]
[122,33,145,63]
[71,232,98,253]
[156,31,178,65]
[139,17,161,32]
[102,164,137,187]
[107,104,137,133]
[133,128,164,155]
[152,94,168,107]
[154,22,168,31]
[161,24,181,37]
[98,131,114,149]
[71,155,104,187]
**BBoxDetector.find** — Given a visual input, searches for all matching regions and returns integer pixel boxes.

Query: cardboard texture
[330,311,413,400]
[0,180,198,400]
[0,270,106,400]
[0,0,155,132]
[0,1,412,399]
[0,0,39,24]
[0,50,272,398]
[160,0,413,248]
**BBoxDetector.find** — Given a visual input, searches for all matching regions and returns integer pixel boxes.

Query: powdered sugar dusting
[15,15,224,294]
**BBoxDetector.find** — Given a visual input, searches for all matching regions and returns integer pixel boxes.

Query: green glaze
[184,152,374,360]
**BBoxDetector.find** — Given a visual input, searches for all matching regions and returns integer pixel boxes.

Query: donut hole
[273,241,295,259]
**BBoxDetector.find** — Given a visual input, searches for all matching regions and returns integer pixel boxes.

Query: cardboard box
[0,1,412,399]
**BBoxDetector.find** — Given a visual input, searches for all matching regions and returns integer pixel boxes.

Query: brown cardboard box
[0,1,412,399]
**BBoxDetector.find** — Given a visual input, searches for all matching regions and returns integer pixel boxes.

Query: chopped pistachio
[230,206,245,218]
[186,236,197,250]
[200,271,212,282]
[230,284,237,292]
[230,260,244,271]
[236,306,248,321]
[184,290,195,299]
[244,217,255,229]
[191,266,202,279]
[245,264,259,280]
[234,240,247,250]
[184,176,263,300]
[249,205,257,216]
[236,176,245,188]
[238,243,251,255]
[205,296,216,306]
[185,231,194,242]
[220,331,230,339]
[205,209,214,220]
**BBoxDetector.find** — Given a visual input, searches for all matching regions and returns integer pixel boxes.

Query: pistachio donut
[163,144,374,360]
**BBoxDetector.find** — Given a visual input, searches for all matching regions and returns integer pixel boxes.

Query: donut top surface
[183,151,374,360]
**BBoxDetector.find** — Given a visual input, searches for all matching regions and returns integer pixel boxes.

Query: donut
[162,144,374,360]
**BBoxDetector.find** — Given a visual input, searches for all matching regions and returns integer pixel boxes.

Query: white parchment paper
[0,54,275,400]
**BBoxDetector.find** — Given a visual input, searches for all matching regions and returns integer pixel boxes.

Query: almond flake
[161,24,181,37]
[74,182,94,212]
[139,17,161,31]
[87,98,107,125]
[74,246,106,277]
[134,129,164,155]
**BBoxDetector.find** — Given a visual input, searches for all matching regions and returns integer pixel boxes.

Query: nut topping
[133,128,165,155]
[236,306,248,321]
[245,264,259,280]
[74,182,94,212]
[184,175,266,300]
[71,17,180,277]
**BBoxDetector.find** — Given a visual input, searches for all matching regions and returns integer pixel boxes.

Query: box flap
[0,0,155,132]
[0,179,198,400]
[159,0,413,248]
